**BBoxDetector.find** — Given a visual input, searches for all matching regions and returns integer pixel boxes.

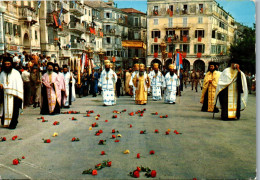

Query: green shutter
[187,45,190,53]
[13,24,16,36]
[202,30,204,38]
[194,44,197,53]
[180,44,183,51]
[18,25,21,37]
[4,21,6,34]
[151,45,153,54]
[195,30,197,38]
[202,44,205,53]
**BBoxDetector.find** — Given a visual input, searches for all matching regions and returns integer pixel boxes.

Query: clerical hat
[229,58,240,64]
[3,56,13,64]
[47,62,54,67]
[62,64,68,69]
[169,64,175,70]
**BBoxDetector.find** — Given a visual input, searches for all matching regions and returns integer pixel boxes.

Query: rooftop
[121,8,146,15]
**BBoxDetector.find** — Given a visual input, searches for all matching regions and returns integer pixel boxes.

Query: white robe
[129,71,138,99]
[98,69,117,105]
[63,72,76,106]
[149,70,164,100]
[163,72,179,104]
[0,69,23,127]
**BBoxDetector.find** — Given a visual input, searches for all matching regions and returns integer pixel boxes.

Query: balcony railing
[69,2,84,17]
[103,29,116,36]
[58,25,69,37]
[164,35,190,43]
[71,42,85,50]
[59,49,71,57]
[69,22,85,34]
[19,7,38,23]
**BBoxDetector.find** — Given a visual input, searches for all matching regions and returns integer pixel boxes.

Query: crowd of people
[0,51,255,129]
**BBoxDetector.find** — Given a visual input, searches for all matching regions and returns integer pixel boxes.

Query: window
[35,30,38,40]
[199,4,203,13]
[180,44,190,53]
[17,25,21,37]
[106,51,112,56]
[134,18,139,26]
[169,5,174,12]
[154,18,158,25]
[217,33,222,40]
[166,30,175,37]
[135,49,139,57]
[106,37,111,44]
[183,4,188,14]
[85,9,87,15]
[183,17,187,27]
[167,44,175,52]
[13,24,17,36]
[48,27,54,43]
[134,31,139,40]
[9,22,13,35]
[151,44,160,53]
[212,30,216,38]
[154,6,158,11]
[142,19,146,27]
[153,6,159,15]
[211,45,216,54]
[151,30,161,38]
[89,10,91,16]
[168,18,173,27]
[105,12,112,18]
[195,30,204,38]
[198,17,203,24]
[194,44,205,53]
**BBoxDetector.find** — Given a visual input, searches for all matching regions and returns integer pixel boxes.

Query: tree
[230,24,256,74]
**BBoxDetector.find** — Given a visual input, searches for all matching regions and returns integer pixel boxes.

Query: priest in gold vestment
[200,62,221,112]
[133,64,150,105]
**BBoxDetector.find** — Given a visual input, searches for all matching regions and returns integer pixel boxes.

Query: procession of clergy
[0,54,248,129]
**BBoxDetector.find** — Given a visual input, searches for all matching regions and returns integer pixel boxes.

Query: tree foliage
[230,24,256,73]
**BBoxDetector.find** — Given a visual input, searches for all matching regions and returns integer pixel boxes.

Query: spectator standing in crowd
[0,56,23,129]
[246,72,253,94]
[30,65,41,108]
[21,66,31,108]
[116,73,121,98]
[54,63,66,107]
[82,68,89,96]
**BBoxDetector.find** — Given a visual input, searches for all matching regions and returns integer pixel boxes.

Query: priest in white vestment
[98,60,117,106]
[129,63,139,99]
[149,63,164,100]
[214,59,248,120]
[163,64,179,104]
[0,56,23,129]
[62,65,76,108]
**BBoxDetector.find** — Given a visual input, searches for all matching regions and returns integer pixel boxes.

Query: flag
[176,52,183,71]
[85,53,88,68]
[58,2,63,29]
[37,1,41,9]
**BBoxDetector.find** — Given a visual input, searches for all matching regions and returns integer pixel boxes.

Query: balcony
[57,2,69,14]
[182,9,188,15]
[71,42,86,51]
[19,7,38,24]
[69,2,84,17]
[69,22,85,34]
[164,35,190,43]
[59,48,71,58]
[103,29,116,36]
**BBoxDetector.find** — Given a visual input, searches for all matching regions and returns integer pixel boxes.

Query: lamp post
[86,47,93,75]
[27,16,32,55]
[160,41,167,70]
[98,48,104,70]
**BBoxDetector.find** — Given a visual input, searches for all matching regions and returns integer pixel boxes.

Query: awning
[122,40,146,50]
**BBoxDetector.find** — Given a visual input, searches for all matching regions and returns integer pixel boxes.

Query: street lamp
[160,41,167,69]
[27,16,32,55]
[98,48,104,70]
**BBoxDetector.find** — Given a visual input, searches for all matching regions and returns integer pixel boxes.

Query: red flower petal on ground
[115,140,120,142]
[12,137,16,140]
[14,136,18,139]
[130,124,132,128]
[107,161,112,167]
[160,116,162,118]
[87,114,90,117]
[99,130,103,133]
[112,135,116,139]
[140,114,143,117]
[155,112,158,115]
[97,114,100,117]
[151,170,157,177]
[136,167,141,172]
[22,156,25,159]
[72,137,76,141]
[101,151,105,155]
[92,169,98,176]
[150,150,155,155]
[13,159,19,165]
[165,115,168,118]
[165,131,169,135]
[41,116,44,119]
[105,120,108,122]
[140,131,144,134]
[96,133,100,136]
[154,129,159,133]
[133,170,140,178]
[2,137,6,141]
[137,153,140,158]
[112,129,115,133]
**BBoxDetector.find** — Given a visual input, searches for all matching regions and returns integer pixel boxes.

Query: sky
[112,0,255,28]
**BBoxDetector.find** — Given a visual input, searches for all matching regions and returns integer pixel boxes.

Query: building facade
[121,8,147,67]
[147,0,237,71]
